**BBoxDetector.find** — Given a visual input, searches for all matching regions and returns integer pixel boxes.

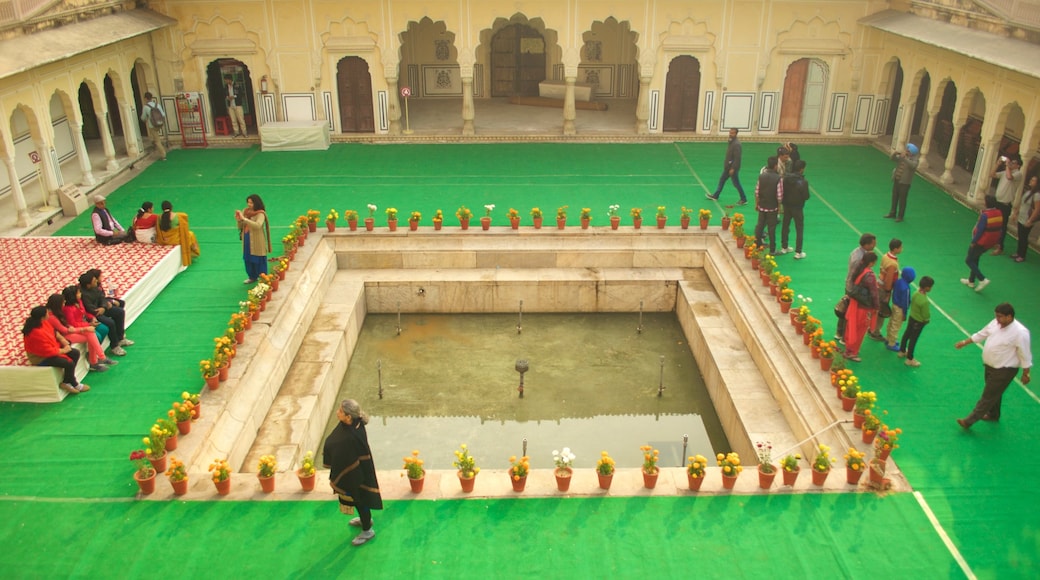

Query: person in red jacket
[961,196,1003,293]
[22,306,90,395]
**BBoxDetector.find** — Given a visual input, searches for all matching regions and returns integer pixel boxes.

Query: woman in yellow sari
[156,200,201,266]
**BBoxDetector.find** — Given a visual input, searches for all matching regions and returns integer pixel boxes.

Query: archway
[956,90,985,172]
[336,56,375,132]
[662,56,700,132]
[206,59,257,135]
[490,23,545,97]
[779,58,827,133]
[78,82,101,141]
[933,81,957,157]
[884,61,903,136]
[397,17,459,131]
[910,72,930,137]
[103,75,124,140]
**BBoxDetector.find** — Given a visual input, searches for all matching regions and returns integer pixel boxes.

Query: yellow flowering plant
[344,209,358,222]
[530,207,543,218]
[779,288,795,303]
[855,391,878,413]
[181,391,200,406]
[326,209,339,222]
[802,316,822,336]
[698,208,711,221]
[812,444,833,472]
[556,205,568,220]
[171,401,194,422]
[630,207,642,218]
[166,456,187,482]
[717,452,743,477]
[845,447,866,471]
[306,209,320,224]
[456,205,473,220]
[506,208,520,220]
[656,205,666,218]
[257,455,277,478]
[817,340,839,359]
[580,207,592,220]
[760,254,778,275]
[839,372,860,398]
[780,453,801,472]
[508,455,530,481]
[199,358,218,378]
[385,207,398,220]
[862,409,884,432]
[409,210,421,223]
[432,209,444,223]
[680,206,694,219]
[749,242,763,261]
[874,425,903,454]
[596,450,616,476]
[209,458,231,483]
[229,312,248,333]
[299,451,316,477]
[403,450,424,479]
[452,444,479,478]
[687,454,709,478]
[640,445,660,474]
[731,212,745,227]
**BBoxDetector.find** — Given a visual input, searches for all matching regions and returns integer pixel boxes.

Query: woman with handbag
[844,253,880,362]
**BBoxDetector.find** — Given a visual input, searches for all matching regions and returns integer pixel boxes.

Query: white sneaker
[119,338,134,347]
[351,529,375,546]
[110,346,127,356]
[777,248,790,255]
[959,278,975,288]
[905,359,921,367]
[794,252,806,259]
[974,279,990,293]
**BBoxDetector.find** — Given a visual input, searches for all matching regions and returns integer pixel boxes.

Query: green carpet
[1,142,1037,578]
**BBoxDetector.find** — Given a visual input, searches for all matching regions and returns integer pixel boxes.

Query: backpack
[149,104,165,128]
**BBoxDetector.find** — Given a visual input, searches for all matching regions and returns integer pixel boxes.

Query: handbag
[834,294,850,316]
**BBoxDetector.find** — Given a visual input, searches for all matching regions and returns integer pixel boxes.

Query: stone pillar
[461,76,475,136]
[918,107,940,170]
[941,124,961,185]
[386,77,402,135]
[34,140,59,205]
[2,154,30,227]
[120,102,141,157]
[563,77,577,136]
[98,109,119,171]
[70,121,96,186]
[635,76,650,135]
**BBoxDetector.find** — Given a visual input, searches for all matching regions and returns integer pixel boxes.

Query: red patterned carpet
[0,237,176,366]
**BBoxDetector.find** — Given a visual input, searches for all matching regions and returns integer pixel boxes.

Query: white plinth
[538,80,594,102]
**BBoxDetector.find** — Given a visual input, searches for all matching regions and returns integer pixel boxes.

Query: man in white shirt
[990,157,1022,256]
[955,302,1032,428]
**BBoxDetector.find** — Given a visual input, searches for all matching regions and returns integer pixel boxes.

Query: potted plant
[656,205,667,228]
[818,340,839,371]
[530,207,543,229]
[402,450,425,493]
[507,207,521,229]
[721,210,732,230]
[640,444,661,489]
[200,358,218,389]
[802,316,822,346]
[171,401,194,435]
[698,208,711,229]
[679,206,694,229]
[385,207,398,231]
[608,204,621,229]
[409,210,421,231]
[182,391,201,420]
[130,449,156,495]
[453,443,479,492]
[456,205,473,230]
[432,209,444,231]
[166,456,188,496]
[811,444,833,486]
[552,447,576,491]
[854,391,878,427]
[365,204,377,231]
[479,204,494,230]
[508,455,530,492]
[717,452,743,489]
[861,409,883,443]
[874,425,902,460]
[732,213,746,246]
[756,440,776,489]
[209,457,232,496]
[845,447,866,485]
[344,209,359,231]
[154,416,177,452]
[579,207,592,229]
[840,374,860,411]
[298,450,317,491]
[326,209,339,232]
[779,288,795,313]
[686,453,709,491]
[595,450,616,490]
[306,209,320,232]
[257,455,277,493]
[780,452,802,486]
[556,205,568,229]
[630,207,643,229]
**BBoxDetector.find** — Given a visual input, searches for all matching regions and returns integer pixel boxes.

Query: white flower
[485,204,495,211]
[367,204,377,211]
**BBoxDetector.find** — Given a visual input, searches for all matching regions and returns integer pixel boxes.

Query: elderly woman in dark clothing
[323,399,382,546]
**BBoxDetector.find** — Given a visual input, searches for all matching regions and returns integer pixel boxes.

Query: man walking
[990,156,1022,256]
[956,302,1031,429]
[707,128,747,206]
[224,75,248,138]
[779,159,809,259]
[139,92,166,161]
[754,156,783,254]
[883,143,919,222]
[961,196,1002,293]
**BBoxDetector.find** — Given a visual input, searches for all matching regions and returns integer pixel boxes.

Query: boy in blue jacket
[887,267,915,351]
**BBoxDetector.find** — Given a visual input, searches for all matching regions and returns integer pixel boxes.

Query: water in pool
[326,312,729,470]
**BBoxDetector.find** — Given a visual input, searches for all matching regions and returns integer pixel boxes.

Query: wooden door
[779,59,808,132]
[337,57,375,133]
[491,24,545,97]
[662,56,701,132]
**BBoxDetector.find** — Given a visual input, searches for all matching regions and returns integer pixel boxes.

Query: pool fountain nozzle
[517,300,523,334]
[522,438,528,457]
[377,359,384,399]
[637,300,644,334]
[515,359,529,398]
[657,355,666,397]
[682,434,689,467]
[396,302,402,335]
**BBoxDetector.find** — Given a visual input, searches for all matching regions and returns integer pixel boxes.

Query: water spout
[682,434,689,467]
[517,300,523,334]
[637,300,644,334]
[515,359,529,398]
[657,355,666,397]
[377,359,384,399]
[396,301,402,335]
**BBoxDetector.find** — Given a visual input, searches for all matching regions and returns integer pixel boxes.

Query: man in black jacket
[754,156,783,254]
[707,128,747,205]
[779,159,810,259]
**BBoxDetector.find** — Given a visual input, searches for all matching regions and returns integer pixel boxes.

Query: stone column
[70,120,96,186]
[635,76,650,135]
[2,154,30,227]
[461,76,475,135]
[386,77,402,135]
[34,140,60,205]
[941,124,962,185]
[98,109,119,171]
[120,102,141,157]
[563,77,577,135]
[918,107,939,170]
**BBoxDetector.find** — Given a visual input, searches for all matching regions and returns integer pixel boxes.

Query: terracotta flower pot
[134,470,156,495]
[205,374,220,390]
[721,217,731,230]
[433,220,442,230]
[214,477,231,496]
[580,218,590,229]
[557,218,566,230]
[170,477,188,496]
[610,216,620,230]
[632,217,642,229]
[481,217,491,231]
[699,218,709,230]
[191,402,201,420]
[258,475,275,493]
[758,465,777,490]
[364,218,374,231]
[176,419,191,436]
[862,429,877,444]
[510,474,527,492]
[409,221,419,231]
[459,218,470,230]
[554,468,572,492]
[687,473,705,491]
[307,222,316,233]
[853,411,866,429]
[387,219,398,231]
[811,467,830,486]
[597,472,613,490]
[722,473,739,490]
[782,467,800,486]
[326,220,336,232]
[458,471,476,493]
[164,434,178,452]
[297,470,316,492]
[869,459,886,484]
[642,468,659,489]
[780,300,792,313]
[820,357,834,371]
[409,475,425,493]
[348,220,358,231]
[657,217,667,229]
[533,217,543,229]
[217,364,229,382]
[846,466,864,485]
[680,216,690,229]
[510,218,520,230]
[841,396,856,412]
[736,236,746,248]
[148,452,168,474]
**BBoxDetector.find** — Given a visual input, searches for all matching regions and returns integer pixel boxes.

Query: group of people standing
[21,269,134,396]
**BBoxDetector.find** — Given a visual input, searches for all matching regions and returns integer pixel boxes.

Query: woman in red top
[22,306,89,395]
[61,286,109,344]
[843,253,880,363]
[46,294,115,372]
[132,201,158,243]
